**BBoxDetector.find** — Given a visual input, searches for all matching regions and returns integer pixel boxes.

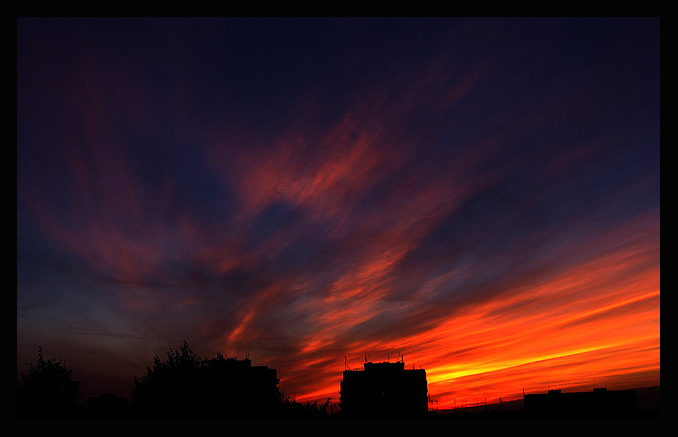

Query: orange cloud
[275,212,659,409]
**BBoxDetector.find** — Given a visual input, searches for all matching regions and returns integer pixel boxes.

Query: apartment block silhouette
[340,359,428,418]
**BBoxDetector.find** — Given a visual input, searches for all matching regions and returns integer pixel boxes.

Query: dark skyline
[17,17,660,409]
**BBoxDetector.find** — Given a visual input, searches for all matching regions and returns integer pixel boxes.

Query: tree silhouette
[17,348,82,419]
[130,341,209,418]
[130,341,313,418]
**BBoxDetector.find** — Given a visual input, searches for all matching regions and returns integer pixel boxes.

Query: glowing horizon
[277,216,660,409]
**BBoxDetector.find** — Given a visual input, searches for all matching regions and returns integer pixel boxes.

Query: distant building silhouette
[523,387,637,418]
[87,393,128,419]
[340,359,428,418]
[209,356,281,410]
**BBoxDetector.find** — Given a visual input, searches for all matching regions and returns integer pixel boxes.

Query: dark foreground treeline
[17,342,329,419]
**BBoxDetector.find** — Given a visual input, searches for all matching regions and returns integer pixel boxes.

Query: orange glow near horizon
[276,218,660,410]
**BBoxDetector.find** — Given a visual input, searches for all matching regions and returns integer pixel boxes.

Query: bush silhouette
[17,348,82,419]
[130,341,303,419]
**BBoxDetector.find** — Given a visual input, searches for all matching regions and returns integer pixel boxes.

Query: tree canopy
[130,341,288,418]
[130,341,328,418]
[17,348,82,418]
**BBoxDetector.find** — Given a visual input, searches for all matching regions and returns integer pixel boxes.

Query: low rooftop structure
[523,387,637,418]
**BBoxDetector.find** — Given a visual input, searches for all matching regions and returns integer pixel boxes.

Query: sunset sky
[17,17,659,410]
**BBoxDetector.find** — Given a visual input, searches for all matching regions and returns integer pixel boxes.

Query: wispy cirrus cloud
[18,18,659,407]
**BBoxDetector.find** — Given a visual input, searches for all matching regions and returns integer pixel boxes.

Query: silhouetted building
[195,356,281,417]
[523,387,637,418]
[87,393,128,418]
[340,359,428,418]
